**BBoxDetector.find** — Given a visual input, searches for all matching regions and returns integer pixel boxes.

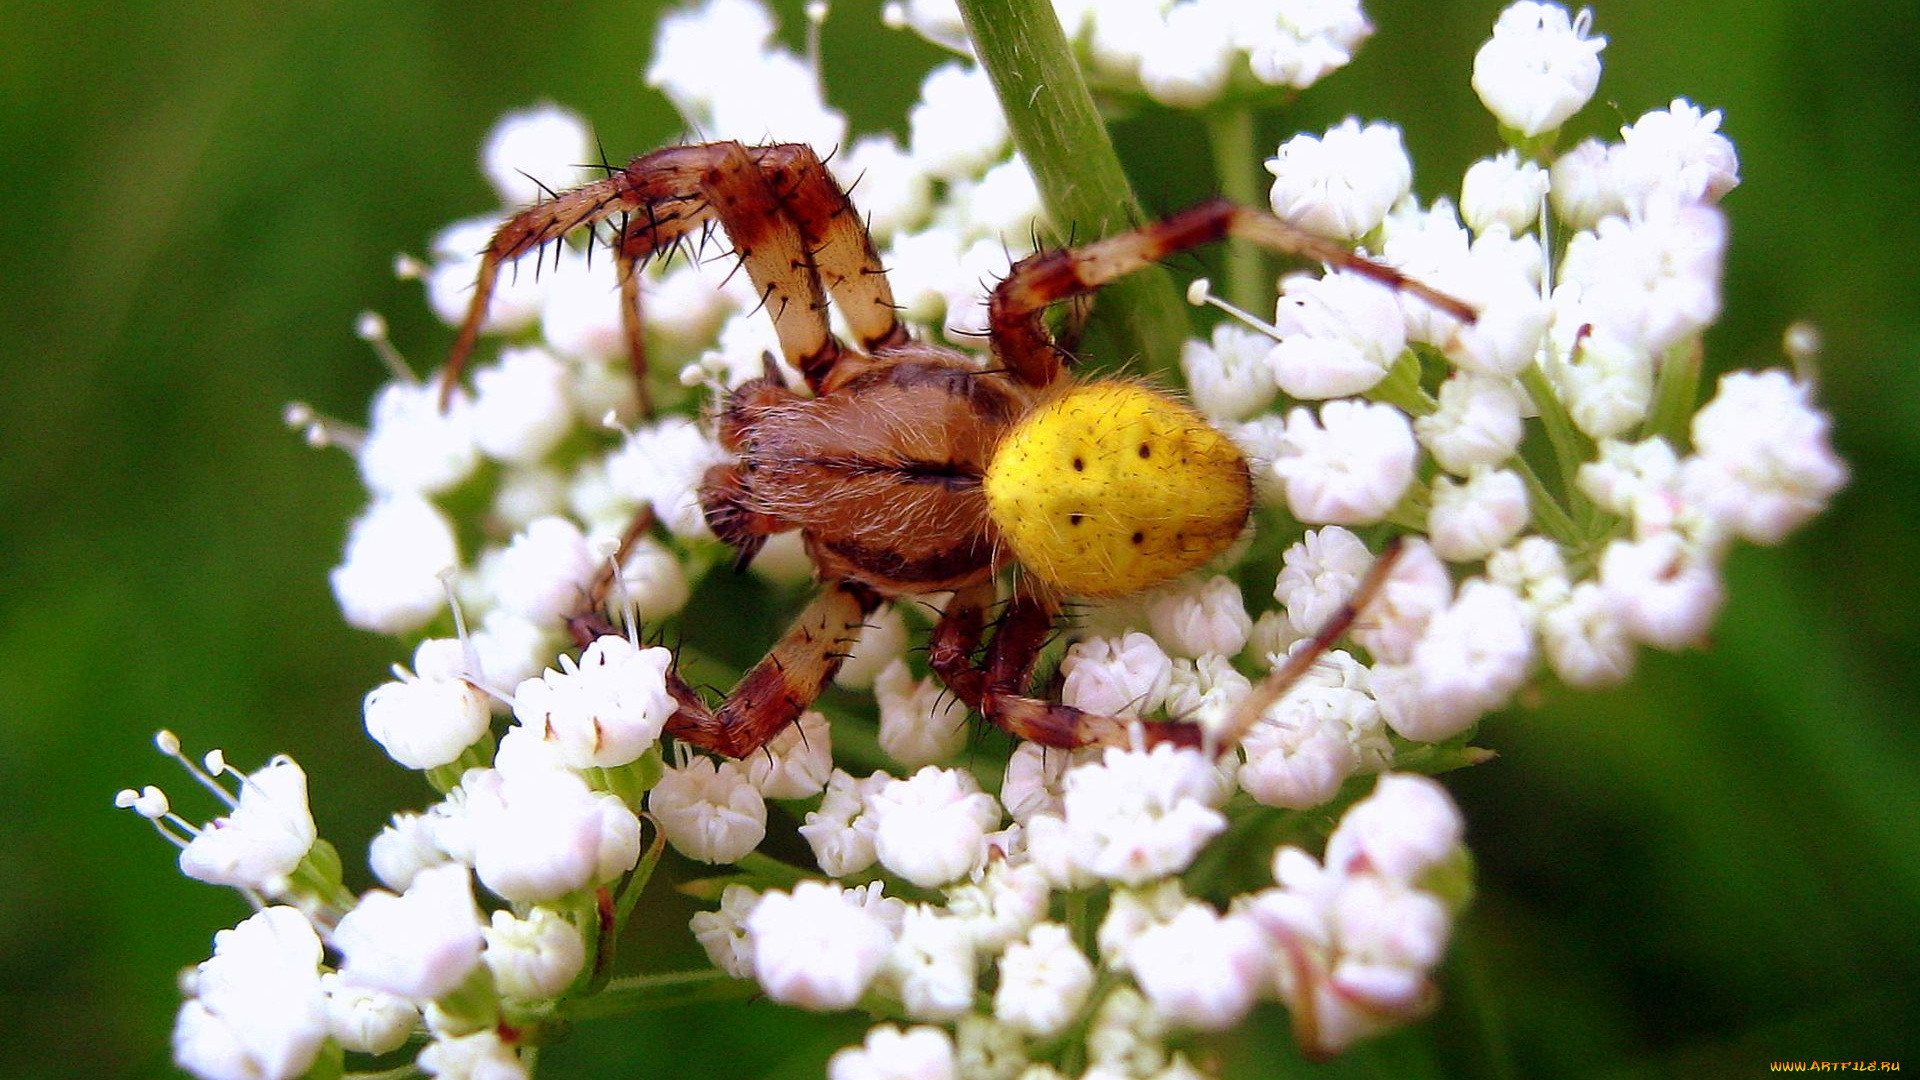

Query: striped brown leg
[663,579,882,758]
[1209,536,1406,750]
[748,144,910,366]
[986,198,1478,389]
[927,580,998,709]
[439,140,868,406]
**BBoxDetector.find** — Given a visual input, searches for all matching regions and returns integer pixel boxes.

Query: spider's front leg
[986,198,1477,387]
[662,578,882,758]
[441,140,906,409]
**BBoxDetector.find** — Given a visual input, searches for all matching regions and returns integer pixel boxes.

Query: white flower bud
[690,882,762,979]
[483,907,585,1001]
[945,860,1052,955]
[605,416,729,541]
[1682,369,1847,545]
[469,347,574,465]
[1138,3,1233,107]
[1613,98,1740,211]
[1268,270,1409,400]
[1272,400,1418,525]
[1460,150,1548,235]
[1598,533,1724,649]
[1266,119,1412,241]
[358,381,480,498]
[1239,650,1381,810]
[1417,374,1526,474]
[178,757,317,894]
[800,769,890,877]
[1180,323,1278,422]
[993,923,1095,1037]
[1274,525,1373,636]
[870,767,1001,889]
[886,906,979,1020]
[874,658,969,768]
[466,767,643,901]
[1557,206,1725,358]
[1325,774,1466,884]
[1427,469,1530,562]
[1550,137,1626,230]
[1546,307,1655,440]
[748,881,897,1010]
[363,670,490,771]
[512,635,674,769]
[335,864,486,1002]
[1060,632,1174,719]
[1245,0,1373,89]
[321,973,418,1055]
[649,756,767,865]
[998,741,1070,824]
[480,103,590,207]
[417,1029,528,1080]
[829,1024,957,1080]
[1163,654,1254,736]
[1126,903,1272,1030]
[487,516,597,627]
[1350,538,1452,665]
[1373,579,1534,742]
[910,63,1008,179]
[1146,575,1252,658]
[369,811,449,893]
[1471,2,1605,137]
[1052,744,1228,887]
[330,495,459,635]
[174,908,328,1080]
[745,710,833,800]
[1540,582,1636,686]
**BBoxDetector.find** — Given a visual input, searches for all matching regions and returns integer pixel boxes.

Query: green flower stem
[735,850,813,889]
[1519,362,1595,526]
[563,969,757,1020]
[1644,337,1704,450]
[956,0,1190,373]
[1509,454,1582,545]
[1205,103,1268,316]
[343,1067,426,1080]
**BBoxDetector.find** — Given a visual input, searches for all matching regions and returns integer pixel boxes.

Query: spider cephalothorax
[440,139,1467,759]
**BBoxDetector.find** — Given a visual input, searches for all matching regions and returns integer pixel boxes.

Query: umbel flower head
[124,1,1844,1078]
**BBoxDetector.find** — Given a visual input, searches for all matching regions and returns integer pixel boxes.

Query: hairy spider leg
[441,140,908,409]
[986,198,1478,388]
[928,541,1406,753]
[660,578,882,758]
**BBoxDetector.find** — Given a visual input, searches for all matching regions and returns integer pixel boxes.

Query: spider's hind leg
[663,578,882,758]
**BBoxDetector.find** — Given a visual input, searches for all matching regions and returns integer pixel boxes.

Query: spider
[439,140,1470,759]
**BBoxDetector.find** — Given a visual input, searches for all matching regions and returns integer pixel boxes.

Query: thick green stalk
[955,0,1190,373]
[1205,104,1267,315]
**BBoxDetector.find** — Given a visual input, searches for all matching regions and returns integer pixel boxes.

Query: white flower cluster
[891,0,1375,106]
[132,0,1846,1078]
[703,766,1467,1070]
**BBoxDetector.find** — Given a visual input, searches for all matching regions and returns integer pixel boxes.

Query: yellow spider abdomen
[984,382,1253,598]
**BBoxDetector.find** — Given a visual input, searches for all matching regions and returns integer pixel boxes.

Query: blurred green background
[4,0,1914,1076]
